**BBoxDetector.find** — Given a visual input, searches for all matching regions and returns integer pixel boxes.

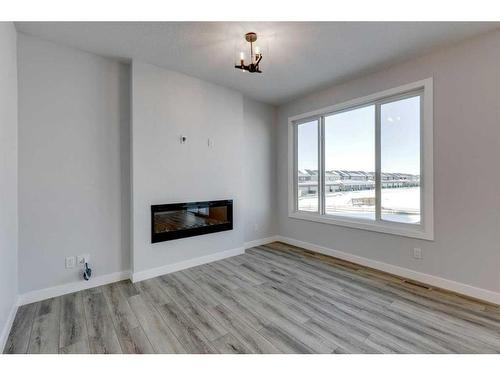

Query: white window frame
[288,78,434,240]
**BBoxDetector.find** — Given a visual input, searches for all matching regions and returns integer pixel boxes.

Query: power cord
[83,262,92,281]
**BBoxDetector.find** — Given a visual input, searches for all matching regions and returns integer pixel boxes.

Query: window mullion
[293,124,299,211]
[319,117,325,215]
[375,103,381,221]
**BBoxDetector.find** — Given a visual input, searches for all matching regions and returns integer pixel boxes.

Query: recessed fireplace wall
[151,200,233,243]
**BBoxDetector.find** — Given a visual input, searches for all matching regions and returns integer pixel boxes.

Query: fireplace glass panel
[151,200,233,242]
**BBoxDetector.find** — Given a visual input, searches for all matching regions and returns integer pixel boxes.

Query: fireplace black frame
[151,199,233,243]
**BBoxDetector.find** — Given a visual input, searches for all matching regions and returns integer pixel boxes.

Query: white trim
[288,78,432,123]
[16,245,248,306]
[288,211,433,240]
[1,298,19,353]
[288,78,434,241]
[276,235,500,306]
[421,78,434,240]
[288,118,295,213]
[244,236,280,249]
[18,271,131,306]
[131,246,245,283]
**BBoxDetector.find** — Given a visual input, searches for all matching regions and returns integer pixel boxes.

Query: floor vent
[403,279,432,290]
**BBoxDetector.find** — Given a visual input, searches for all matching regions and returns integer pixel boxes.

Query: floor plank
[206,304,280,354]
[102,283,154,354]
[28,298,60,354]
[157,302,216,354]
[6,242,500,354]
[59,292,89,351]
[3,303,37,354]
[258,324,315,354]
[211,333,251,354]
[128,294,185,353]
[82,289,122,354]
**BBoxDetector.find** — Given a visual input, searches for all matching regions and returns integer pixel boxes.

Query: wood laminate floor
[4,242,500,354]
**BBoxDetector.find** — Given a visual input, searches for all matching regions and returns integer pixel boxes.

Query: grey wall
[131,61,248,273]
[15,35,276,293]
[18,34,131,293]
[13,27,500,298]
[243,99,277,243]
[0,22,18,344]
[276,29,500,293]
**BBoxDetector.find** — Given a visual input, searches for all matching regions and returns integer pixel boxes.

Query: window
[296,120,319,212]
[380,95,421,224]
[324,105,375,220]
[288,79,433,240]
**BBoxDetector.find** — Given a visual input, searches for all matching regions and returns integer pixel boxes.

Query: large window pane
[324,105,375,220]
[297,120,319,212]
[381,95,421,223]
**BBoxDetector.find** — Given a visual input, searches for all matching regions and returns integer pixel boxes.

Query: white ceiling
[15,22,499,105]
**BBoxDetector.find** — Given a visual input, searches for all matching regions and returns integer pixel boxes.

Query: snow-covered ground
[298,186,420,224]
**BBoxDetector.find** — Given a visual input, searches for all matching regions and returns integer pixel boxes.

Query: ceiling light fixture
[235,32,262,73]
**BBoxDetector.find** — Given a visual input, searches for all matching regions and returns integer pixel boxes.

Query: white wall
[276,29,500,294]
[0,22,19,349]
[131,61,248,276]
[17,34,130,293]
[243,99,277,243]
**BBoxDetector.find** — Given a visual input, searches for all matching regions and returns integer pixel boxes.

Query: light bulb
[255,46,260,55]
[239,52,245,60]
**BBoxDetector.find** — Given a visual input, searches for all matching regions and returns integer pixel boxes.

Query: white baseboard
[131,246,245,283]
[244,236,279,249]
[276,235,500,306]
[1,298,19,353]
[18,270,131,306]
[17,245,248,305]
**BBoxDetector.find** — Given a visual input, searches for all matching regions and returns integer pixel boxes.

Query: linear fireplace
[151,199,233,243]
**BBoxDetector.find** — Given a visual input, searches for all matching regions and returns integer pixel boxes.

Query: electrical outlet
[413,247,422,259]
[77,254,90,266]
[65,256,76,269]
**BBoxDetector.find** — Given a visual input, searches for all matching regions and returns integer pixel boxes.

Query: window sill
[288,211,434,241]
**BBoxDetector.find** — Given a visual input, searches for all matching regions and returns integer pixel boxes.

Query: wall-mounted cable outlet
[77,254,90,266]
[65,256,76,269]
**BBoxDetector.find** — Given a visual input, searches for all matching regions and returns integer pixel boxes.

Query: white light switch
[413,248,422,259]
[65,256,76,269]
